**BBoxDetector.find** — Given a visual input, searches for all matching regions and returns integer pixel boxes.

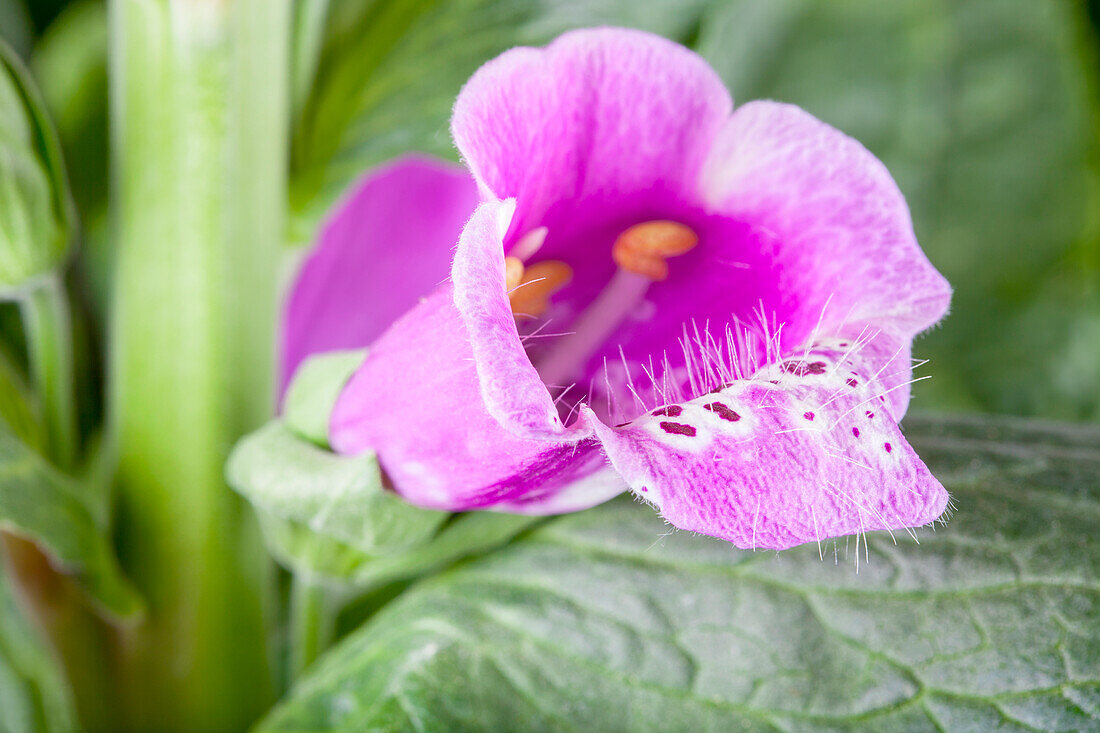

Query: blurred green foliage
[13,0,1098,422]
[0,41,73,292]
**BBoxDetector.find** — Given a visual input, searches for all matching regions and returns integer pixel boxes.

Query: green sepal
[282,348,366,448]
[0,39,75,294]
[227,421,448,582]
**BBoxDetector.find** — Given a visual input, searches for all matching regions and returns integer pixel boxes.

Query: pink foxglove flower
[282,28,952,550]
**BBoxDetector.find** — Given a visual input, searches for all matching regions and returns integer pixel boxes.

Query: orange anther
[612,220,698,280]
[509,260,573,318]
[504,256,526,290]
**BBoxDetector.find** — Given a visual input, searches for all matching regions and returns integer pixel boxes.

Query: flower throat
[505,220,699,391]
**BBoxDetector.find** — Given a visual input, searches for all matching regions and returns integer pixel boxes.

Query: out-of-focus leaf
[291,0,329,121]
[227,422,448,580]
[0,562,77,733]
[0,0,32,59]
[262,413,1100,732]
[282,349,365,448]
[0,40,74,294]
[0,348,39,453]
[695,0,1100,420]
[0,422,141,620]
[30,1,108,219]
[289,0,712,241]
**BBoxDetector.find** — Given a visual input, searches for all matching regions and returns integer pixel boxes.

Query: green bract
[0,41,74,294]
[229,352,447,581]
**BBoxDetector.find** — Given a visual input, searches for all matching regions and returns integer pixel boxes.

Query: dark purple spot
[641,486,648,492]
[704,402,741,422]
[660,421,696,437]
[709,382,734,394]
[852,427,860,438]
[615,422,630,428]
[879,395,887,402]
[839,342,849,347]
[651,405,682,418]
[846,377,859,387]
[803,411,815,421]
[782,360,827,376]
[884,442,892,453]
[865,411,874,419]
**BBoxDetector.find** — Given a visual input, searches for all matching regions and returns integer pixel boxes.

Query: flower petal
[588,338,949,550]
[452,27,732,238]
[699,101,951,402]
[281,155,479,391]
[329,284,600,511]
[452,199,579,439]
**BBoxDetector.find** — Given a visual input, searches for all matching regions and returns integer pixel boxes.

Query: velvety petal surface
[699,102,951,392]
[589,337,948,550]
[452,27,732,242]
[281,156,479,390]
[329,284,605,512]
[452,199,582,438]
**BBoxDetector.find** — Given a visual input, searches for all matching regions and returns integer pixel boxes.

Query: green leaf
[283,349,366,448]
[227,422,449,580]
[0,0,32,59]
[289,0,712,241]
[30,1,109,220]
[262,414,1100,731]
[0,39,74,293]
[0,423,142,621]
[0,562,77,733]
[694,0,1100,419]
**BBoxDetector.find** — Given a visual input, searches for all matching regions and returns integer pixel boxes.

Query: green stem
[19,274,76,469]
[289,575,334,681]
[108,1,290,730]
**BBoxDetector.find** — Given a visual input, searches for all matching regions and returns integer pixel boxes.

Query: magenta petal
[330,285,600,511]
[492,466,627,516]
[589,338,949,550]
[452,200,578,438]
[280,155,479,391]
[700,101,951,341]
[452,27,732,236]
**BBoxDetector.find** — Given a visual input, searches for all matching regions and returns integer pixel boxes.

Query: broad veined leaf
[0,423,142,620]
[262,413,1100,731]
[695,0,1100,419]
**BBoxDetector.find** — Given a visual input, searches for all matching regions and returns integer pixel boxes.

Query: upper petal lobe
[281,156,479,390]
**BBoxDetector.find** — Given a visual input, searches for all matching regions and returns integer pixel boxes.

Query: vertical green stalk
[288,576,334,681]
[19,274,76,469]
[109,1,290,730]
